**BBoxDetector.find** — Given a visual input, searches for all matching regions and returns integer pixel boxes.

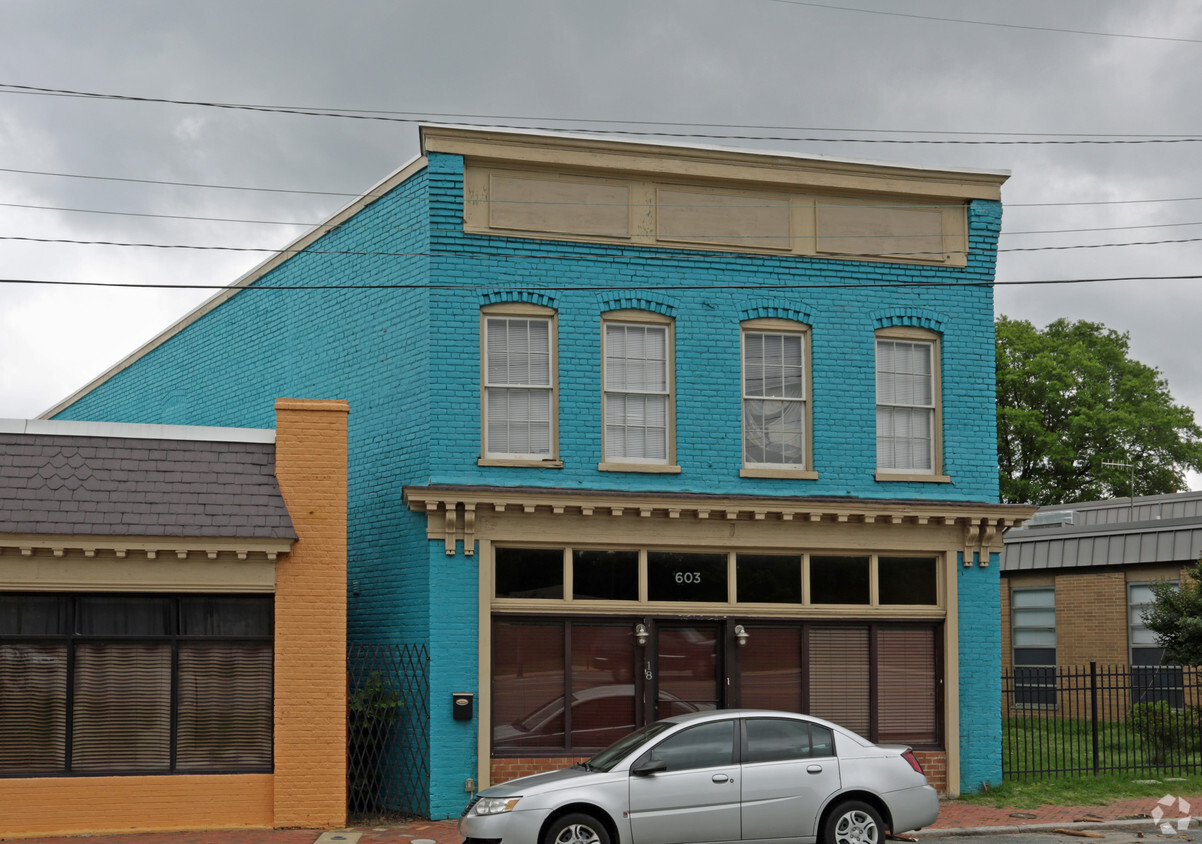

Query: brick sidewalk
[4,793,1199,844]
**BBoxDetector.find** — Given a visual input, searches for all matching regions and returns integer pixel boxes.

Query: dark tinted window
[878,557,937,605]
[180,597,272,637]
[647,720,735,771]
[573,550,638,601]
[745,718,816,763]
[810,556,869,604]
[76,596,173,636]
[495,547,563,598]
[736,554,801,603]
[0,595,67,635]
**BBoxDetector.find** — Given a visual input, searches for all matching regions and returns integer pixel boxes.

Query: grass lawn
[956,714,1202,808]
[956,772,1202,808]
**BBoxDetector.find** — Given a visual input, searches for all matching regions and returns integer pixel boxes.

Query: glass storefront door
[650,620,725,720]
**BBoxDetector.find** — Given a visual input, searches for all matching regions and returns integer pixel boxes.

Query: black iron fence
[1003,662,1202,779]
[347,642,430,820]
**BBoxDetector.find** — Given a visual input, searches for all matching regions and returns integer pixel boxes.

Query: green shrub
[1127,701,1195,764]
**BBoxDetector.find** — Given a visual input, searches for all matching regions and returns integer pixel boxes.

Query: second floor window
[604,320,671,464]
[743,329,807,469]
[876,334,938,474]
[483,315,554,459]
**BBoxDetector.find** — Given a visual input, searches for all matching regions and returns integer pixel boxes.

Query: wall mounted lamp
[634,623,649,647]
[734,624,750,647]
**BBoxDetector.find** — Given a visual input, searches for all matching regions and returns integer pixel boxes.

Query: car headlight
[473,796,522,815]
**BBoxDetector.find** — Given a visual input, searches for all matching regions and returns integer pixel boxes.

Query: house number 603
[674,571,702,584]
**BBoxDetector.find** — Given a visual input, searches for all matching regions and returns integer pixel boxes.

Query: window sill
[597,462,682,474]
[740,468,818,480]
[478,457,564,468]
[875,471,951,483]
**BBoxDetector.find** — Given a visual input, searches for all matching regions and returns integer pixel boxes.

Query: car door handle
[712,774,730,783]
[806,764,823,774]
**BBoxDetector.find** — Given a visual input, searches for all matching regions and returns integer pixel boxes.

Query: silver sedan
[460,708,939,844]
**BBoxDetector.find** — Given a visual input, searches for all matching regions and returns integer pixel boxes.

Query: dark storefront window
[495,547,564,599]
[0,594,273,777]
[573,550,638,601]
[736,554,802,603]
[810,556,870,604]
[495,615,942,752]
[493,618,637,754]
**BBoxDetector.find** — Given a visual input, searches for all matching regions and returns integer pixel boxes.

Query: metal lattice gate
[347,643,430,820]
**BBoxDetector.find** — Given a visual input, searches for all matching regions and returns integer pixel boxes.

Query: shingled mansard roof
[1002,490,1202,572]
[0,419,296,540]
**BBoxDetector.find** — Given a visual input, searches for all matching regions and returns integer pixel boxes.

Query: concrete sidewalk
[4,794,1199,844]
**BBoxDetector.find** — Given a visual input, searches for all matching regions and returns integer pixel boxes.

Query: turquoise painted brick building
[48,126,1034,814]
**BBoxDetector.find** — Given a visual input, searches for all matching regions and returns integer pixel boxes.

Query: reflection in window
[647,720,735,771]
[810,556,870,604]
[740,626,802,712]
[493,618,639,754]
[743,331,806,467]
[745,717,822,763]
[495,547,563,599]
[492,619,565,751]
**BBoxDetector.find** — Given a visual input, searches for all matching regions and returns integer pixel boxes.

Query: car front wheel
[822,800,884,844]
[543,812,611,844]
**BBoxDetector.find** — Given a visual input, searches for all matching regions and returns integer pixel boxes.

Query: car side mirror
[631,759,667,776]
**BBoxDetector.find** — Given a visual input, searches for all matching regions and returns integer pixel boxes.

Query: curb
[915,817,1195,838]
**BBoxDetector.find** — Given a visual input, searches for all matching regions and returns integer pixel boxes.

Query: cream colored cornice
[402,484,1036,563]
[421,125,1007,201]
[0,534,293,562]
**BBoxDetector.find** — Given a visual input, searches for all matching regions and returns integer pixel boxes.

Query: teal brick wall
[422,153,1002,504]
[54,148,1006,812]
[958,551,1003,791]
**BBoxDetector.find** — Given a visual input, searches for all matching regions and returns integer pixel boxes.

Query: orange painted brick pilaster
[271,398,350,828]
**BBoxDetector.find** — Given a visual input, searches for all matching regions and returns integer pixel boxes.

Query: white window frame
[1129,580,1175,662]
[874,327,945,481]
[599,311,678,472]
[740,320,813,478]
[480,304,560,466]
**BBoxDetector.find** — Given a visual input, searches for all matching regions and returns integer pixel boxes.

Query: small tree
[1142,555,1202,666]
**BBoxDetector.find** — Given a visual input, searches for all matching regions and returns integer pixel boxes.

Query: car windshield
[585,720,676,772]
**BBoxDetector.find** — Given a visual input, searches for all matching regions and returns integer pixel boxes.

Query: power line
[5,232,1202,256]
[7,198,1202,239]
[0,166,366,198]
[9,166,1202,214]
[763,0,1202,45]
[3,83,1202,145]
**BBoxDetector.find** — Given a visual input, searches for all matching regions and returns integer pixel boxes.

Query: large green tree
[995,316,1202,505]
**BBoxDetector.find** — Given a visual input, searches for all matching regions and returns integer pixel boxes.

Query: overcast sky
[3,0,1201,490]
